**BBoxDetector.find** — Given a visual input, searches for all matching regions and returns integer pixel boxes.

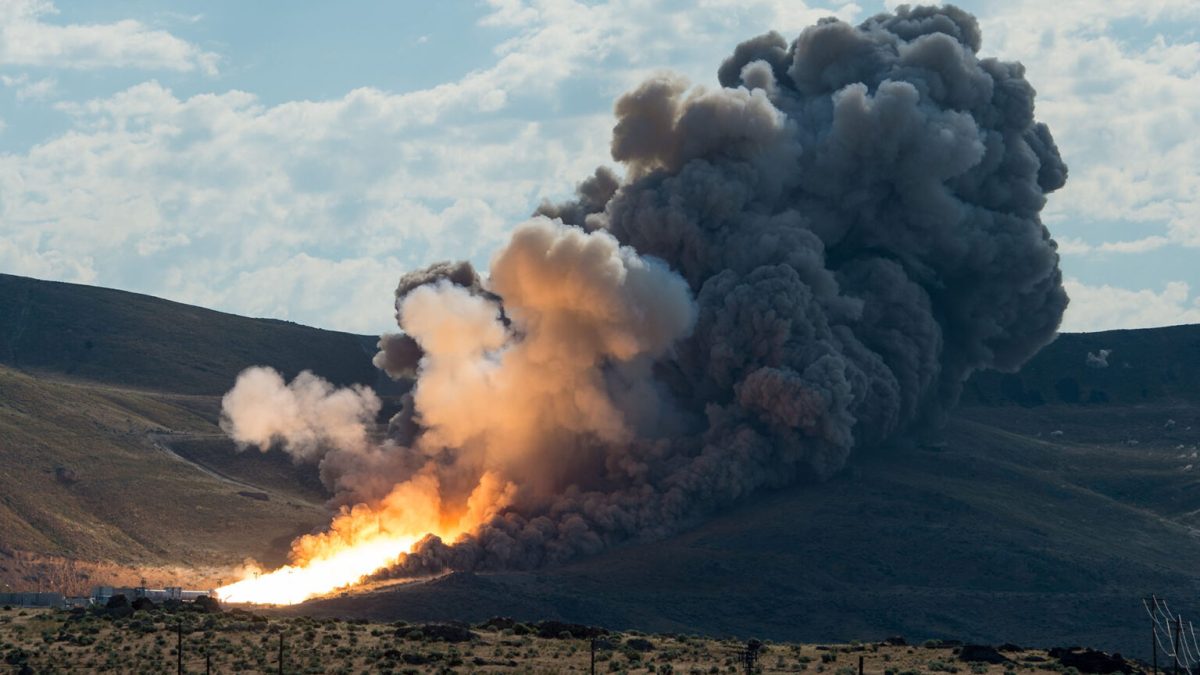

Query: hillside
[0,274,402,591]
[0,273,390,395]
[0,364,329,591]
[0,273,1197,657]
[286,405,1200,658]
[963,323,1200,406]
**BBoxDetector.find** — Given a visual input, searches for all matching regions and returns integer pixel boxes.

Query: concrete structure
[0,592,65,607]
[90,586,213,604]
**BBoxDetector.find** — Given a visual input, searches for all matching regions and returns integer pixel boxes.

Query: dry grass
[0,606,1106,675]
[0,365,328,583]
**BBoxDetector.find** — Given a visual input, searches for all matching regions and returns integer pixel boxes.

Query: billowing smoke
[1087,349,1112,369]
[220,368,379,463]
[222,5,1068,577]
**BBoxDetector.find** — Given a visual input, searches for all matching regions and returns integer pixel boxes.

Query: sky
[0,0,1197,335]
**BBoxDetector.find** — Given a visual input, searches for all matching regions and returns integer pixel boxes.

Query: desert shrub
[929,660,960,673]
[626,637,655,652]
[536,620,606,639]
[478,616,515,631]
[192,596,221,614]
[130,597,156,612]
[416,623,475,643]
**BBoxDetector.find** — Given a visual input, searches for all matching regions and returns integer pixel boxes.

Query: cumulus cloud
[0,78,612,332]
[980,0,1200,253]
[0,0,219,73]
[1054,235,1171,255]
[1062,278,1200,332]
[0,73,57,101]
[1,0,1195,339]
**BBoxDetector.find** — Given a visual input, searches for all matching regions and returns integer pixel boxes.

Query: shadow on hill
[963,324,1200,407]
[283,410,1200,661]
[0,273,399,395]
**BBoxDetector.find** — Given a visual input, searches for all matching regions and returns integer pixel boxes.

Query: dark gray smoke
[374,4,1068,574]
[225,5,1068,577]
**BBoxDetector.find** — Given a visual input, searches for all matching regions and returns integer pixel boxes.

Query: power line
[1146,595,1197,675]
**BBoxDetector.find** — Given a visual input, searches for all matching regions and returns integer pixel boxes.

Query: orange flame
[216,471,515,605]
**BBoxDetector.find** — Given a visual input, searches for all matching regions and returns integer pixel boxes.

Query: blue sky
[1,0,1198,334]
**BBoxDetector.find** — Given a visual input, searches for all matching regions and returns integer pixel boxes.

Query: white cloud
[1,73,56,101]
[1,0,866,333]
[0,230,95,283]
[1054,236,1094,256]
[1055,234,1170,255]
[0,0,219,74]
[978,0,1200,250]
[0,76,612,332]
[1061,278,1200,332]
[170,254,405,332]
[3,0,1195,336]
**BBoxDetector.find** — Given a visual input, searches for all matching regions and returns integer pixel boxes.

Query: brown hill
[0,273,1196,657]
[0,272,390,395]
[287,404,1200,658]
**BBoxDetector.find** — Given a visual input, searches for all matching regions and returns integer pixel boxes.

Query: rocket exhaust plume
[217,4,1068,604]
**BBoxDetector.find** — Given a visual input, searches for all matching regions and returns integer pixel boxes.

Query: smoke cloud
[1087,349,1112,369]
[221,5,1068,577]
[220,367,379,463]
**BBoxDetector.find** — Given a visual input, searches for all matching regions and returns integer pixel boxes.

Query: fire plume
[215,220,690,604]
[215,533,422,605]
[216,471,513,604]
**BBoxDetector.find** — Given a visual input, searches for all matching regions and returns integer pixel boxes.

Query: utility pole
[740,640,761,675]
[859,655,864,675]
[1152,597,1159,675]
[1174,615,1182,675]
[278,631,285,675]
[590,638,596,675]
[205,647,211,675]
[177,620,183,675]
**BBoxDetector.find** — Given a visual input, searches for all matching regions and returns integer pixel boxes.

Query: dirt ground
[0,604,1135,674]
